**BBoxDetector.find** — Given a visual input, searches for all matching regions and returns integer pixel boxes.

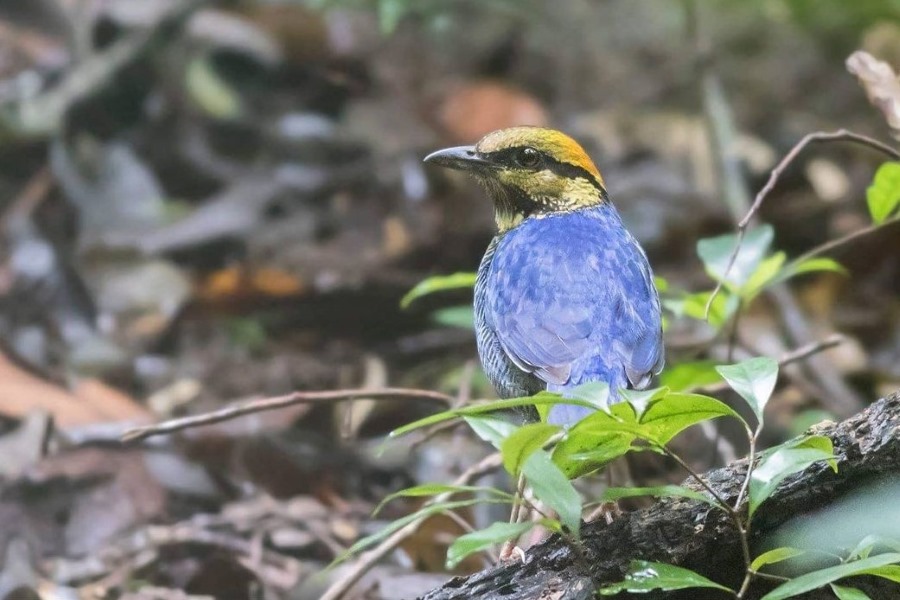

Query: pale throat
[490,176,605,233]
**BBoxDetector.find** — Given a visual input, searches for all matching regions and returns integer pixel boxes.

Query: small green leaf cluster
[663,224,845,328]
[337,356,898,597]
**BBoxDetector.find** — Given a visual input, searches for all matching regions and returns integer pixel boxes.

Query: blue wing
[485,206,663,422]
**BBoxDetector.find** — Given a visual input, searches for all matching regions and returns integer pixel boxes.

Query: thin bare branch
[121,388,455,443]
[705,129,900,317]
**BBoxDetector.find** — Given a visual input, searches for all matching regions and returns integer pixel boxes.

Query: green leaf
[522,450,582,537]
[659,361,723,392]
[445,521,535,568]
[664,290,739,328]
[866,162,900,224]
[599,560,733,595]
[831,584,873,600]
[330,499,497,568]
[716,357,779,431]
[860,564,900,583]
[638,392,746,445]
[620,386,670,419]
[186,56,241,119]
[749,435,837,516]
[777,257,847,284]
[373,483,512,516]
[400,272,476,309]
[743,251,787,299]
[602,485,721,508]
[390,393,594,438]
[697,224,774,290]
[500,423,561,475]
[552,428,636,478]
[848,535,900,561]
[536,381,609,422]
[760,553,900,600]
[431,306,475,329]
[464,416,518,449]
[751,547,806,571]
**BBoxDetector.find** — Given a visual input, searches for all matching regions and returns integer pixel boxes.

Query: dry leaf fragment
[847,51,900,140]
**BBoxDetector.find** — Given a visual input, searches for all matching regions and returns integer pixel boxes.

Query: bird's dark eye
[515,147,541,168]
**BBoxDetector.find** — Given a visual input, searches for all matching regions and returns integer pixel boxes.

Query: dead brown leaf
[0,353,150,429]
[847,50,900,140]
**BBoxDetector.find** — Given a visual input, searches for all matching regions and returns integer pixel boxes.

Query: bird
[424,126,664,425]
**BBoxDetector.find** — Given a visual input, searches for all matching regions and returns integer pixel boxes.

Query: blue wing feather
[483,205,664,424]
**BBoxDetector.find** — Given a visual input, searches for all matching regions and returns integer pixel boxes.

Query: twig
[698,334,845,396]
[319,452,503,600]
[705,129,900,318]
[121,388,455,442]
[785,216,900,269]
[777,334,845,368]
[0,166,53,227]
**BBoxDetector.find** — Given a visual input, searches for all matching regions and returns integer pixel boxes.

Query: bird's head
[425,126,607,232]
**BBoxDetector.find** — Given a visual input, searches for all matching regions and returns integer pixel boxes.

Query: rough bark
[421,392,900,600]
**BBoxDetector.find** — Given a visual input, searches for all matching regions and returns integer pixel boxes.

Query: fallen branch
[120,388,455,442]
[420,391,900,600]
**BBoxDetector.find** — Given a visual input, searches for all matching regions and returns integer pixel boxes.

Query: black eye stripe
[483,146,604,191]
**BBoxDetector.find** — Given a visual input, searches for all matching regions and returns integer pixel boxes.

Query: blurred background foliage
[0,0,898,598]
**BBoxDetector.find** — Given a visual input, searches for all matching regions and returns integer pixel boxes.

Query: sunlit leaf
[777,257,847,284]
[390,393,594,438]
[599,560,732,595]
[760,553,900,600]
[400,272,477,308]
[620,386,670,419]
[697,225,774,291]
[638,392,745,444]
[186,56,241,119]
[464,416,518,449]
[749,435,837,516]
[743,251,787,299]
[602,485,721,508]
[716,357,779,431]
[522,450,581,537]
[751,547,806,571]
[568,382,611,412]
[859,565,900,583]
[866,162,900,224]
[831,584,873,600]
[660,361,723,392]
[374,483,513,516]
[445,521,536,568]
[500,423,561,475]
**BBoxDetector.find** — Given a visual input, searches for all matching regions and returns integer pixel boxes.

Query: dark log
[421,392,900,600]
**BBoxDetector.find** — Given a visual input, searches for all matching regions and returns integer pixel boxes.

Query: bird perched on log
[425,127,664,425]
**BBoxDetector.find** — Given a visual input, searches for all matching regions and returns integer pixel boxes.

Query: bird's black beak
[423,145,492,172]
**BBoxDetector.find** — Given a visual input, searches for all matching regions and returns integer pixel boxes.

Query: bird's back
[475,204,664,423]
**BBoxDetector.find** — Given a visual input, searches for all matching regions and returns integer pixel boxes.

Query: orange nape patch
[474,126,604,185]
